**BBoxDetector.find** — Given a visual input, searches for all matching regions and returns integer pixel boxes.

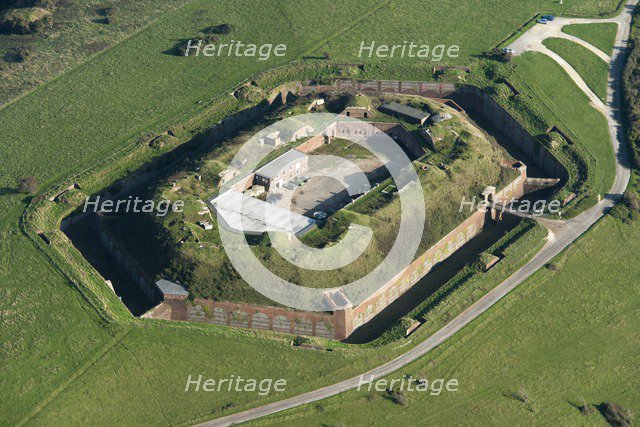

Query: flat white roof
[256,149,307,180]
[212,190,316,235]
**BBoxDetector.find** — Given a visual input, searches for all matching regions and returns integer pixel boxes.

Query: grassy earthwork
[509,52,615,202]
[0,0,630,423]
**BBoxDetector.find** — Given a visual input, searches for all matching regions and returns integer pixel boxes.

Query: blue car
[537,18,549,24]
[541,15,555,21]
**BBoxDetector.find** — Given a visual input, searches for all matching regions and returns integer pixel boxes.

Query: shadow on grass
[0,187,16,196]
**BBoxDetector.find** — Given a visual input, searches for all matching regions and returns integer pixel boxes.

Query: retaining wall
[95,214,161,304]
[157,299,347,339]
[454,85,568,180]
[345,166,526,335]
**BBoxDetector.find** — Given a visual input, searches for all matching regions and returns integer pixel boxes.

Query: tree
[16,176,37,194]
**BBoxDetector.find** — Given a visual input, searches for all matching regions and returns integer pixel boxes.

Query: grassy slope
[562,22,619,54]
[22,218,547,425]
[308,0,623,61]
[511,52,615,198]
[0,0,380,217]
[0,0,194,108]
[0,0,624,423]
[544,37,609,102]
[251,216,640,426]
[0,229,116,425]
[0,0,622,204]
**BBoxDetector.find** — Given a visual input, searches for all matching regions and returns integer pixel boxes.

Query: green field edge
[0,0,199,115]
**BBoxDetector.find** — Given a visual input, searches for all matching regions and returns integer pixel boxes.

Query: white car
[313,211,327,220]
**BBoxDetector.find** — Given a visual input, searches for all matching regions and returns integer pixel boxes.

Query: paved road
[199,3,636,425]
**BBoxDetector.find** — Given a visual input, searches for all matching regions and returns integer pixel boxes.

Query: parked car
[541,15,555,21]
[313,211,327,220]
[501,47,514,54]
[284,182,297,190]
[537,18,549,24]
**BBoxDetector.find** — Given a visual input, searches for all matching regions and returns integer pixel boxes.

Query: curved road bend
[200,2,636,425]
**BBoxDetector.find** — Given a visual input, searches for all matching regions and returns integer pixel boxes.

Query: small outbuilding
[341,94,373,118]
[197,220,213,230]
[259,131,284,147]
[378,101,429,125]
[155,278,189,300]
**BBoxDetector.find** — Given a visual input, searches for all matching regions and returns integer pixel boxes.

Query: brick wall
[111,79,546,341]
[296,134,327,153]
[454,85,568,181]
[95,214,161,304]
[153,298,346,339]
[347,166,526,332]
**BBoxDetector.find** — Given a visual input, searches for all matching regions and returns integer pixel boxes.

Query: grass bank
[543,37,609,102]
[251,216,640,426]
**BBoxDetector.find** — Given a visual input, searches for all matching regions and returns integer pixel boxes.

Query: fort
[68,78,564,341]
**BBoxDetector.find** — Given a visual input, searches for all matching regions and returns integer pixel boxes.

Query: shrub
[490,48,512,63]
[546,262,561,271]
[0,7,52,34]
[148,133,178,149]
[98,7,117,24]
[488,82,513,100]
[610,190,640,222]
[4,47,30,63]
[599,402,634,426]
[235,84,265,104]
[203,23,234,34]
[35,0,57,9]
[292,336,311,346]
[610,203,630,220]
[16,176,38,194]
[622,190,640,213]
[323,51,331,60]
[512,387,531,404]
[578,397,596,416]
[386,389,408,405]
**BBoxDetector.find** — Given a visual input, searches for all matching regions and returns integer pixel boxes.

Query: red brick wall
[348,168,526,330]
[296,134,327,153]
[151,298,346,339]
[146,169,527,340]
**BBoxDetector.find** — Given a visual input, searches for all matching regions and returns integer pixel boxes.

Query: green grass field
[544,37,610,102]
[0,0,629,423]
[562,22,619,54]
[251,215,640,425]
[9,211,548,425]
[0,0,193,108]
[510,52,615,200]
[0,0,623,207]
